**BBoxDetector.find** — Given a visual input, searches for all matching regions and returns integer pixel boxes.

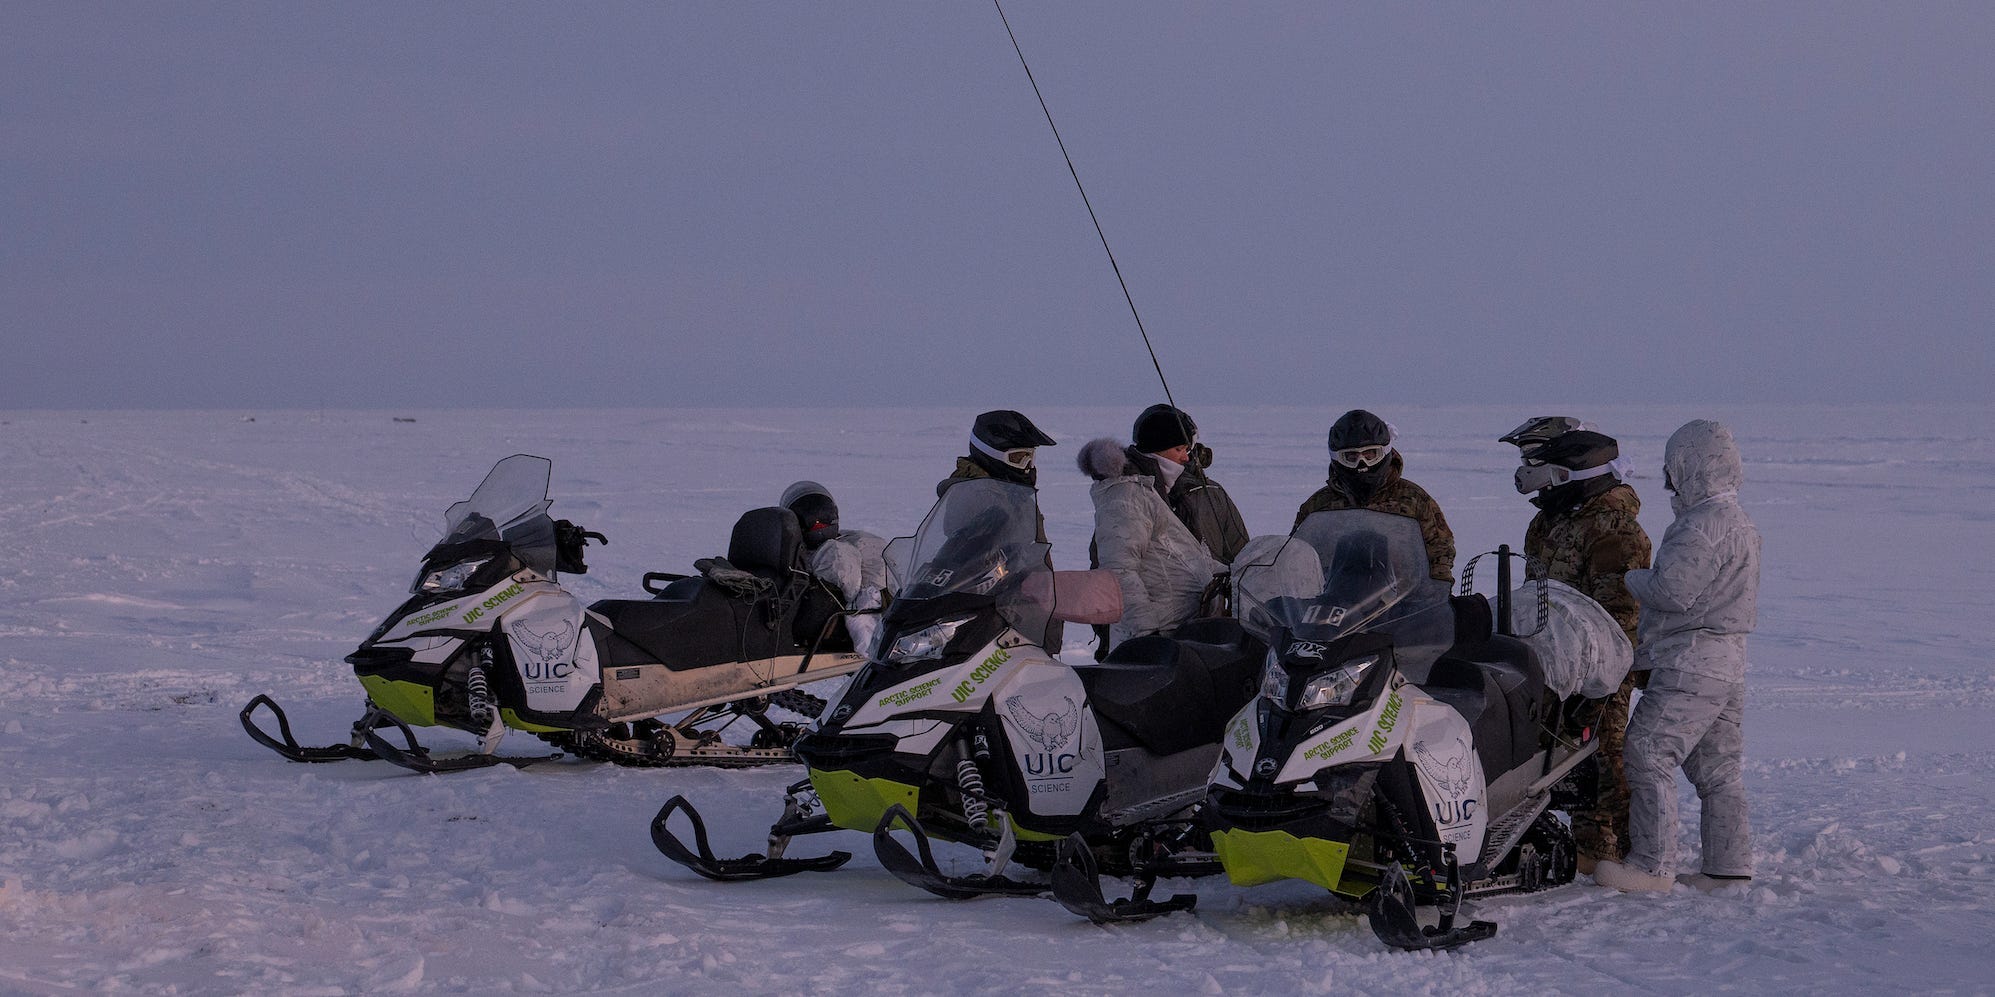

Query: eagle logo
[510,620,574,665]
[1412,737,1475,798]
[1004,695,1080,752]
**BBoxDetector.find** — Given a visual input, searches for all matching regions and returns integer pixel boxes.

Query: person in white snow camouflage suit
[1595,420,1762,894]
[782,481,890,654]
[1076,405,1248,654]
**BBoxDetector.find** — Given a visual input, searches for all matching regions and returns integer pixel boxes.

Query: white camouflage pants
[1623,669,1751,878]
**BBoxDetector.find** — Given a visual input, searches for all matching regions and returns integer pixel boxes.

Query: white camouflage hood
[1665,419,1743,513]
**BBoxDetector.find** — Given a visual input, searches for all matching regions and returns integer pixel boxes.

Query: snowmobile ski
[650,794,851,881]
[360,709,561,774]
[1049,833,1196,924]
[1366,849,1498,951]
[239,695,381,763]
[871,805,1049,901]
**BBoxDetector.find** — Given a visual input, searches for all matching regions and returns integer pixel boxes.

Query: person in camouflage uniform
[937,409,1060,647]
[1500,416,1653,873]
[938,409,1056,502]
[1294,409,1456,582]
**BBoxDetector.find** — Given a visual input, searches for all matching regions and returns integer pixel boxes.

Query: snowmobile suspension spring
[467,646,497,731]
[957,758,991,833]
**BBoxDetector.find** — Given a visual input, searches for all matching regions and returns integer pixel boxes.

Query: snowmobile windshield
[884,479,1053,644]
[1235,509,1452,647]
[436,454,559,575]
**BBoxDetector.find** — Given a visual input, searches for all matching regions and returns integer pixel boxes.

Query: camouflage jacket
[937,456,1047,543]
[1293,454,1456,582]
[1524,481,1652,646]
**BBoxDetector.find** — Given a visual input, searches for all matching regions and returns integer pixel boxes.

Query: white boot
[1593,859,1673,893]
[1677,872,1751,893]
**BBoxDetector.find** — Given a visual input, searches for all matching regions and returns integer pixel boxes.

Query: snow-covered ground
[2,404,1990,995]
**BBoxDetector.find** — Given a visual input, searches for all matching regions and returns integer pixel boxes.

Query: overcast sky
[5,2,1989,411]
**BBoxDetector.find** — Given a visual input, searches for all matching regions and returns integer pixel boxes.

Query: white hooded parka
[808,529,890,652]
[1078,438,1224,650]
[1624,419,1762,682]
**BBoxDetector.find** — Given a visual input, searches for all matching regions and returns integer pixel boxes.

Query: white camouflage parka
[809,529,890,652]
[1077,438,1224,649]
[1624,419,1761,682]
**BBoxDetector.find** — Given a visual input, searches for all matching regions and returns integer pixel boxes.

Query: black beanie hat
[1328,409,1393,453]
[1132,404,1197,453]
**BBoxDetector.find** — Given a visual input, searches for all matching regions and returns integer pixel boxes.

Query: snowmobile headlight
[416,557,492,594]
[885,615,974,665]
[1297,655,1380,710]
[1258,652,1289,703]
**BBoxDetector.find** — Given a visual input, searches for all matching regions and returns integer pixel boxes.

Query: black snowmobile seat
[1078,619,1263,757]
[728,507,804,583]
[1424,636,1546,778]
[592,581,768,671]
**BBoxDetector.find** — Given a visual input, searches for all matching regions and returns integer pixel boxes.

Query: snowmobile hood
[1664,419,1743,507]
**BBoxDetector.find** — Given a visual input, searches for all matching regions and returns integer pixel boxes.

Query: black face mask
[1330,460,1389,504]
[1531,473,1617,513]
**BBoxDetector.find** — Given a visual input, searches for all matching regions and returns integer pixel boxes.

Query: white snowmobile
[1203,510,1602,949]
[241,454,869,773]
[651,477,1266,921]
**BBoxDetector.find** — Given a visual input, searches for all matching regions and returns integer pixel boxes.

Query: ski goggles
[1514,458,1616,494]
[997,447,1035,470]
[1331,445,1391,469]
[971,434,1037,470]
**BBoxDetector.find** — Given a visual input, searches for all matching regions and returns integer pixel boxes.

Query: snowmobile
[651,477,1267,921]
[241,454,868,773]
[1202,509,1599,950]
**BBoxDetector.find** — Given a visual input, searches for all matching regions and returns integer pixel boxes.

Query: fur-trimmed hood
[1077,437,1138,481]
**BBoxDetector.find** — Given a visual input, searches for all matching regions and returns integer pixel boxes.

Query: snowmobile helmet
[779,479,832,511]
[969,409,1056,472]
[787,491,840,550]
[1132,404,1197,454]
[1500,415,1586,460]
[1513,429,1620,494]
[1327,409,1394,469]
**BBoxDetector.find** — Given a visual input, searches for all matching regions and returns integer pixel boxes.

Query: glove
[695,557,773,599]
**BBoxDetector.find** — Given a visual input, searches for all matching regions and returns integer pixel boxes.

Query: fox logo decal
[1004,695,1080,752]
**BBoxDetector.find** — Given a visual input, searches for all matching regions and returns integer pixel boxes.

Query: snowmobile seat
[728,507,805,584]
[1077,620,1263,757]
[1423,636,1545,777]
[592,580,769,671]
[1421,662,1520,779]
[586,510,814,671]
